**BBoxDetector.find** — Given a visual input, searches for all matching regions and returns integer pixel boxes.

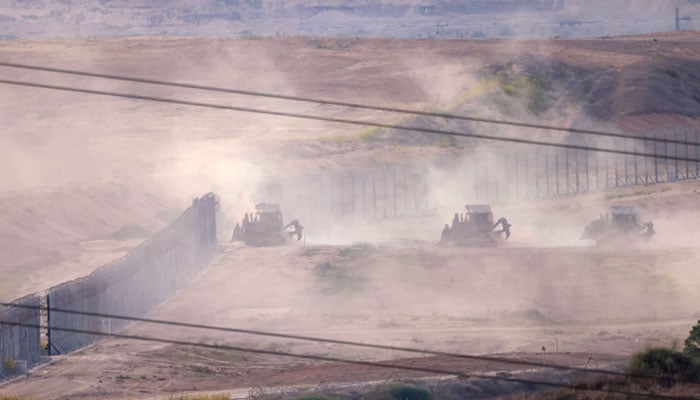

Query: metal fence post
[645,137,650,185]
[654,137,659,183]
[545,147,550,196]
[664,133,669,181]
[372,169,377,219]
[423,164,429,213]
[555,148,560,195]
[514,151,520,200]
[46,294,52,356]
[329,174,335,220]
[534,148,540,198]
[594,153,599,191]
[615,144,620,187]
[566,149,570,194]
[696,129,700,179]
[412,167,418,215]
[402,165,409,216]
[575,149,580,193]
[584,150,590,192]
[675,130,680,178]
[686,129,690,179]
[340,174,346,220]
[361,171,367,219]
[524,150,530,198]
[46,294,60,356]
[633,140,639,186]
[622,141,631,186]
[350,173,356,220]
[308,177,314,225]
[392,166,397,218]
[382,166,388,218]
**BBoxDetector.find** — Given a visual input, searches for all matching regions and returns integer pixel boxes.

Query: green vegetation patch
[629,347,699,386]
[685,320,700,358]
[499,74,548,115]
[357,127,381,142]
[389,386,431,400]
[321,127,381,145]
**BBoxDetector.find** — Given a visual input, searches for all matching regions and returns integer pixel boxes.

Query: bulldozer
[440,204,511,246]
[231,203,303,247]
[581,205,655,246]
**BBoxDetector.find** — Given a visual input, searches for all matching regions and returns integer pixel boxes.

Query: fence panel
[47,193,218,355]
[0,294,43,378]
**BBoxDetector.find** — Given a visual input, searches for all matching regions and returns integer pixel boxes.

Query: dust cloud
[1,34,699,366]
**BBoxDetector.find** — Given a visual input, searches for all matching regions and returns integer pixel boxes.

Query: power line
[1,78,699,163]
[0,61,697,146]
[0,320,689,400]
[0,301,637,381]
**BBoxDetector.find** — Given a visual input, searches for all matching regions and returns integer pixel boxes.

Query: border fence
[263,127,700,226]
[0,295,43,378]
[262,164,433,228]
[0,193,219,377]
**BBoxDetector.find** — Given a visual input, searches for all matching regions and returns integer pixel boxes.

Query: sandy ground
[3,170,700,400]
[0,180,181,301]
[3,227,699,398]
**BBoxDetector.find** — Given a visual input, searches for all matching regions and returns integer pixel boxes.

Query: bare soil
[3,189,699,398]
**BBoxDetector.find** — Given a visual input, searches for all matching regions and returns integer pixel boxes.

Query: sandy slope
[1,32,699,185]
[0,180,181,301]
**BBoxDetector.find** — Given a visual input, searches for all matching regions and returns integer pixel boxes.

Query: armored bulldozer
[231,203,303,247]
[581,205,654,246]
[440,204,511,246]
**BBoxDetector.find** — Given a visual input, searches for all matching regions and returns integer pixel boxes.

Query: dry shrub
[629,347,700,386]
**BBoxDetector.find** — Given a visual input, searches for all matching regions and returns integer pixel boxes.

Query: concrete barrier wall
[46,192,218,355]
[0,294,43,378]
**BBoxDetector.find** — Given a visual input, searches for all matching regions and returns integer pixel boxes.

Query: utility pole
[541,346,547,364]
[46,294,52,356]
[436,23,448,37]
[675,7,692,30]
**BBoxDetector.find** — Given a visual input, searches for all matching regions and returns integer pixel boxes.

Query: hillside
[0,32,699,299]
[2,33,698,181]
[0,0,699,39]
[0,180,180,301]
